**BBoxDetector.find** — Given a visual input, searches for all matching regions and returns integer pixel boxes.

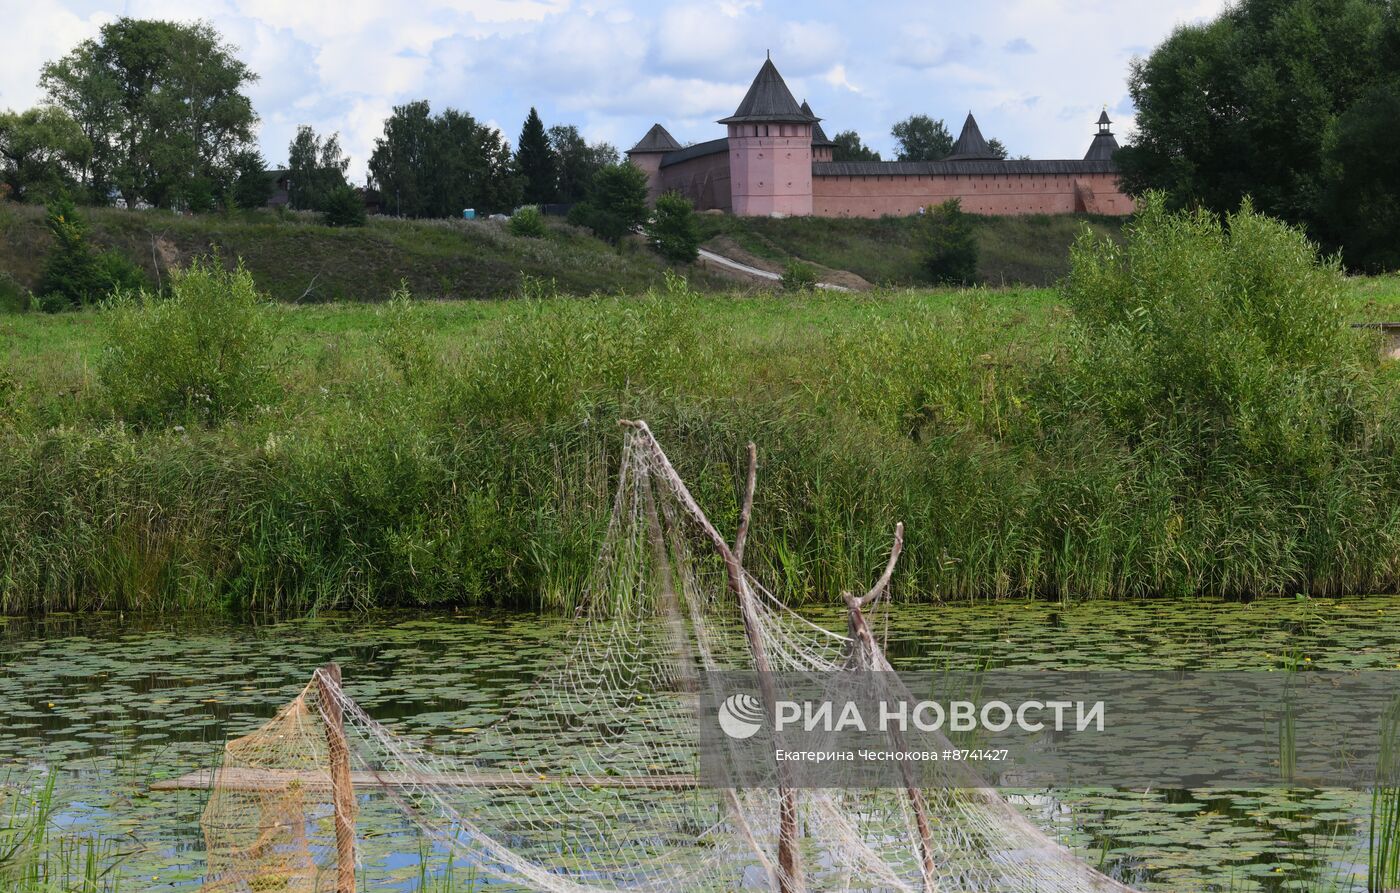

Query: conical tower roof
[1084,110,1119,161]
[945,112,1000,160]
[719,57,813,124]
[628,123,682,154]
[801,101,836,147]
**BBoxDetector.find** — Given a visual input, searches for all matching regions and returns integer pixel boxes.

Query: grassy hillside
[0,203,732,304]
[696,212,1126,286]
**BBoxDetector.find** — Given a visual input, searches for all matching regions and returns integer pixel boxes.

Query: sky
[2,0,1231,182]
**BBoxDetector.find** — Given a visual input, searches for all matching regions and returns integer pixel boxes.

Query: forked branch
[854,521,904,609]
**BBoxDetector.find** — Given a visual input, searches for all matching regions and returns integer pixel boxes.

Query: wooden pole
[316,662,357,893]
[843,523,936,892]
[621,421,804,893]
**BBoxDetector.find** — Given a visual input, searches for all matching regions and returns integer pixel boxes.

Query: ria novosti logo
[718,693,765,740]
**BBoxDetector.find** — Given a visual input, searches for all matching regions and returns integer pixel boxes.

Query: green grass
[0,201,733,303]
[1,200,1398,617]
[0,774,122,892]
[695,211,1128,286]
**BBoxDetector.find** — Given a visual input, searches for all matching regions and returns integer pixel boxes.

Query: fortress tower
[718,56,814,216]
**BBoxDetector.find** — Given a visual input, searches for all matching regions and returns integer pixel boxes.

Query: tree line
[0,17,620,218]
[830,116,1010,163]
[1117,0,1400,271]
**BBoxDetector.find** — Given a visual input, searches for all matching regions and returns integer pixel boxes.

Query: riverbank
[2,199,1398,614]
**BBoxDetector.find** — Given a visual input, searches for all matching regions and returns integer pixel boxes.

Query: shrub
[567,162,648,243]
[375,283,435,385]
[645,191,700,262]
[99,259,278,427]
[921,198,978,285]
[37,198,145,310]
[509,205,547,239]
[0,271,32,313]
[781,259,818,292]
[1057,192,1375,476]
[321,186,366,227]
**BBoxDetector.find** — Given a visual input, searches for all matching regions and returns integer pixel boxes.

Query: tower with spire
[718,55,816,216]
[1084,109,1119,161]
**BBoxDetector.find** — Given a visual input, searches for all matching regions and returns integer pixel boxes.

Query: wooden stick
[733,442,757,565]
[151,768,701,792]
[844,589,937,893]
[315,663,357,893]
[854,522,904,610]
[621,420,805,893]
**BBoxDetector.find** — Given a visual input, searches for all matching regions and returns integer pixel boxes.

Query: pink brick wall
[627,152,666,204]
[657,152,732,212]
[728,123,812,216]
[811,171,1133,217]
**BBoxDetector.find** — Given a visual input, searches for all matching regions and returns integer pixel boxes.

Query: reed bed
[1,197,1398,615]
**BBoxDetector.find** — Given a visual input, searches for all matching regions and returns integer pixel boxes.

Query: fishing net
[194,421,1137,892]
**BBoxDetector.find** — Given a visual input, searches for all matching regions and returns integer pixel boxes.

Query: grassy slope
[695,212,1129,286]
[0,203,733,303]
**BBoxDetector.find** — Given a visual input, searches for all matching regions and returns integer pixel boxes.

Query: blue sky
[4,1,1229,182]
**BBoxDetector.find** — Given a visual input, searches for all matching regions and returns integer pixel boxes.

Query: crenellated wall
[812,171,1133,217]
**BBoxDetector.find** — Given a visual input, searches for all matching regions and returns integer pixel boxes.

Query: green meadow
[2,198,1399,616]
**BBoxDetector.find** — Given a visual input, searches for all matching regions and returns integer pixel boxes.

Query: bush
[375,283,435,385]
[645,191,700,262]
[321,186,366,227]
[0,271,32,313]
[781,259,818,292]
[37,198,145,310]
[567,162,648,243]
[509,205,547,239]
[920,198,978,285]
[1057,192,1375,476]
[99,259,278,427]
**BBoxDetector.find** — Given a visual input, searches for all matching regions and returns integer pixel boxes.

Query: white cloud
[3,0,1233,179]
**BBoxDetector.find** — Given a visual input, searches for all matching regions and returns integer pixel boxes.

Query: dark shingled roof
[659,137,729,169]
[719,58,813,124]
[945,113,1000,161]
[801,101,836,147]
[629,123,682,154]
[1084,111,1118,161]
[1083,131,1120,161]
[813,159,1119,176]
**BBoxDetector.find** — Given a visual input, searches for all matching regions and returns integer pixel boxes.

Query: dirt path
[696,239,867,291]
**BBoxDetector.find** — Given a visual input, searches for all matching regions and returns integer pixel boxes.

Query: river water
[3,596,1398,891]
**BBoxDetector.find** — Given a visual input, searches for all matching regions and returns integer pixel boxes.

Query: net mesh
[195,422,1138,892]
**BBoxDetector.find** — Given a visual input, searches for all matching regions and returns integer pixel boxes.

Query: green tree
[40,18,257,208]
[645,191,700,262]
[831,130,881,162]
[920,198,978,285]
[986,138,1009,160]
[548,124,618,203]
[1320,79,1400,270]
[516,107,556,205]
[36,197,145,310]
[0,106,90,202]
[1116,0,1391,256]
[891,115,952,162]
[322,185,366,227]
[567,162,648,243]
[368,101,518,218]
[231,149,273,209]
[287,125,349,212]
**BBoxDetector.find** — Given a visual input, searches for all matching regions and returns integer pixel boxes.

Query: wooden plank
[151,767,702,793]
